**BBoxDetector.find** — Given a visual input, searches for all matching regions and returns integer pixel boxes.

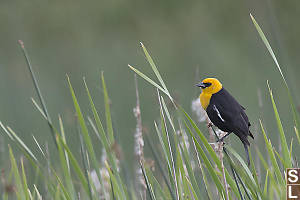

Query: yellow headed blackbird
[196,78,254,165]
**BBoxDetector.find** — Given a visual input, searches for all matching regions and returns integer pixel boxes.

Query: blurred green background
[0,0,299,169]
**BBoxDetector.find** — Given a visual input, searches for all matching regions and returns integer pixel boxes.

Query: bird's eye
[204,82,212,87]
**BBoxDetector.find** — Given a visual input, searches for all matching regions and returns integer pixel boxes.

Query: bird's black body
[206,88,254,164]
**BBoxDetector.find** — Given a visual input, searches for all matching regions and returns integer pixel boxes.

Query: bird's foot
[216,137,225,145]
[216,132,230,144]
[207,122,213,128]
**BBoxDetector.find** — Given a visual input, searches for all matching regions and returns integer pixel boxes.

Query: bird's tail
[243,143,250,166]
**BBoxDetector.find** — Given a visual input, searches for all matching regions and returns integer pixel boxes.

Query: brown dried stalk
[133,74,146,199]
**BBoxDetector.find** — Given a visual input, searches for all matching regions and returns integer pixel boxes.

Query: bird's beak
[196,82,206,88]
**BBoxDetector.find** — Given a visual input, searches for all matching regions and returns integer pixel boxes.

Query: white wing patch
[213,105,225,122]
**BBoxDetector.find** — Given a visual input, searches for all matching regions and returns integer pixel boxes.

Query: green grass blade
[226,146,260,198]
[54,184,61,200]
[180,107,239,196]
[179,137,201,197]
[57,140,75,198]
[259,120,284,186]
[250,13,300,133]
[161,97,176,132]
[59,116,70,173]
[32,135,46,159]
[249,149,266,199]
[101,72,114,144]
[2,124,38,169]
[249,149,260,191]
[224,153,253,200]
[0,121,13,140]
[6,126,37,162]
[21,158,30,200]
[192,139,213,200]
[226,146,257,187]
[84,78,108,145]
[158,96,172,166]
[67,76,103,187]
[184,176,200,200]
[79,134,94,200]
[84,80,117,167]
[140,43,171,99]
[57,117,76,199]
[175,148,184,200]
[157,91,179,199]
[267,81,292,167]
[192,135,225,196]
[249,14,286,84]
[294,126,300,144]
[256,148,281,196]
[289,139,293,159]
[88,118,126,196]
[184,122,225,196]
[128,65,167,96]
[274,149,288,170]
[31,98,47,120]
[34,185,42,200]
[145,168,168,199]
[27,189,33,200]
[105,161,124,199]
[144,133,176,199]
[88,173,100,200]
[154,121,175,191]
[256,148,268,171]
[9,145,25,200]
[85,77,127,197]
[155,121,171,167]
[58,136,90,195]
[140,161,157,200]
[263,170,269,197]
[52,169,72,200]
[18,40,57,147]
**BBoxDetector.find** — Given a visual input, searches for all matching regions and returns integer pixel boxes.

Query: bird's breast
[200,93,212,110]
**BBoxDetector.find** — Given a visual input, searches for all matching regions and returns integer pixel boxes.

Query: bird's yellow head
[196,78,222,94]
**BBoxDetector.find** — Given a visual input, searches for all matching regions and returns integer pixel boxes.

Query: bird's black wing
[207,88,251,143]
[207,88,253,166]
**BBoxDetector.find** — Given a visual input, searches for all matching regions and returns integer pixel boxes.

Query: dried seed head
[191,98,206,122]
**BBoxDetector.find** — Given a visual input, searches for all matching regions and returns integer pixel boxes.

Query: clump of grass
[0,15,298,200]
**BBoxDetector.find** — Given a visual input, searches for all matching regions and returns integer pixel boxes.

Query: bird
[196,78,254,165]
